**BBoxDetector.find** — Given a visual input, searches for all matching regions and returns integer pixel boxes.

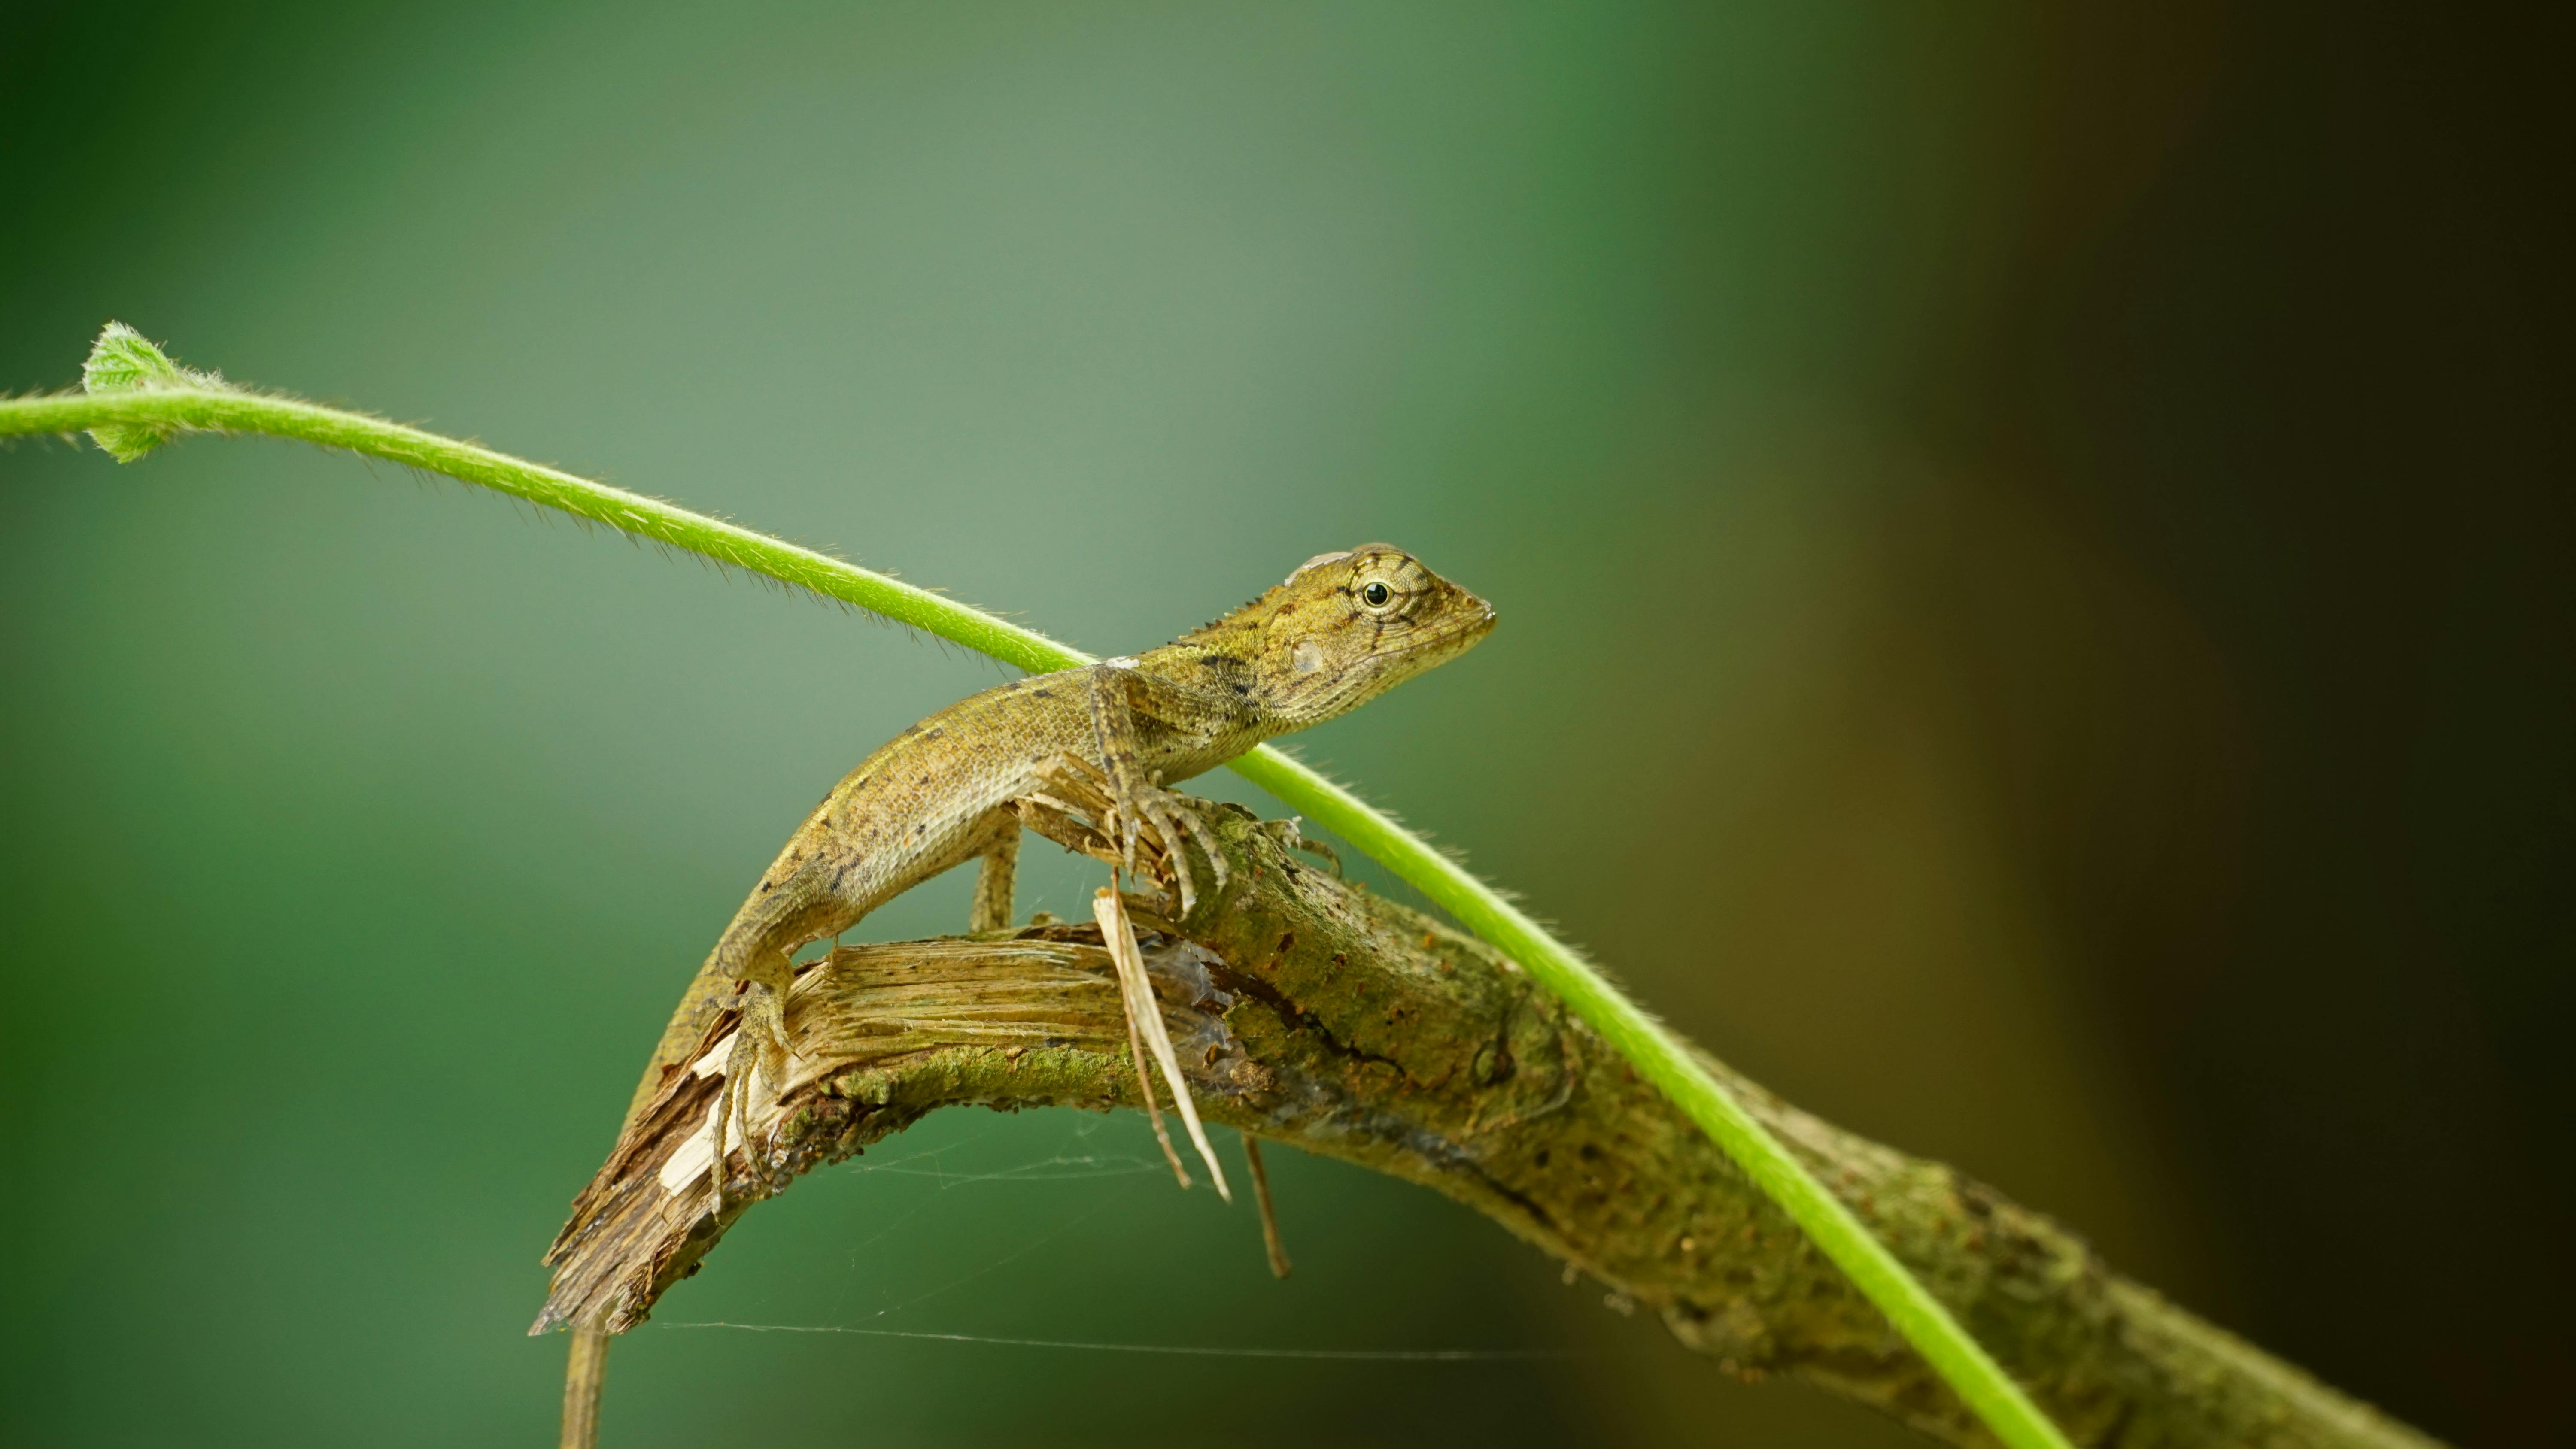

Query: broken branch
[536,806,2440,1449]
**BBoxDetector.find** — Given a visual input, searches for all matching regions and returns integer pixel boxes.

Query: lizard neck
[1135,637,1273,731]
[1119,637,1279,784]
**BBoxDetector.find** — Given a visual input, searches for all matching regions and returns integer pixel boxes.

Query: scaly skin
[624,545,1497,1162]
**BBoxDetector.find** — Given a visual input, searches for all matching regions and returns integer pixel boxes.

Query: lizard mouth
[1394,596,1498,661]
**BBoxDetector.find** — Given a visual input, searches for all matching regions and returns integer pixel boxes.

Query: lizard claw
[1174,798,1229,904]
[1118,808,1145,882]
[1116,782,1227,918]
[1261,816,1342,877]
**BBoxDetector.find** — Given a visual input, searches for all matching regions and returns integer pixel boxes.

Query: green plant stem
[1,382,2075,1449]
[2,389,1076,668]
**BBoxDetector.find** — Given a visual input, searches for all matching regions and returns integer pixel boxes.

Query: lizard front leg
[1082,661,1228,915]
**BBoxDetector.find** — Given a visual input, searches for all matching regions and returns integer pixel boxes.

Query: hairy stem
[9,347,2067,1448]
[1,387,1070,665]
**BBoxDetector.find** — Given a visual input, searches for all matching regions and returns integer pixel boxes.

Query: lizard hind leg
[701,866,845,1213]
[709,952,791,1215]
[1080,665,1226,916]
[966,812,1020,933]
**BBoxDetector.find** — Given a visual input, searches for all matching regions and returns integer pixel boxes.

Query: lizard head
[1221,543,1496,727]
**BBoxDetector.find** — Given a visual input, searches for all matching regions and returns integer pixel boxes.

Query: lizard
[622,543,1497,1204]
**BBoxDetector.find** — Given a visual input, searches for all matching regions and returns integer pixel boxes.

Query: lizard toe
[1178,805,1228,899]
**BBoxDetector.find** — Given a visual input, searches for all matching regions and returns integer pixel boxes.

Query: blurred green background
[3,3,2568,1445]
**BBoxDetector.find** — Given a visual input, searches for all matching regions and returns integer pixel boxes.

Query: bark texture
[536,805,2440,1449]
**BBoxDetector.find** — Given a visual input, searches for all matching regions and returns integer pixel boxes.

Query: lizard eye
[1359,581,1394,609]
